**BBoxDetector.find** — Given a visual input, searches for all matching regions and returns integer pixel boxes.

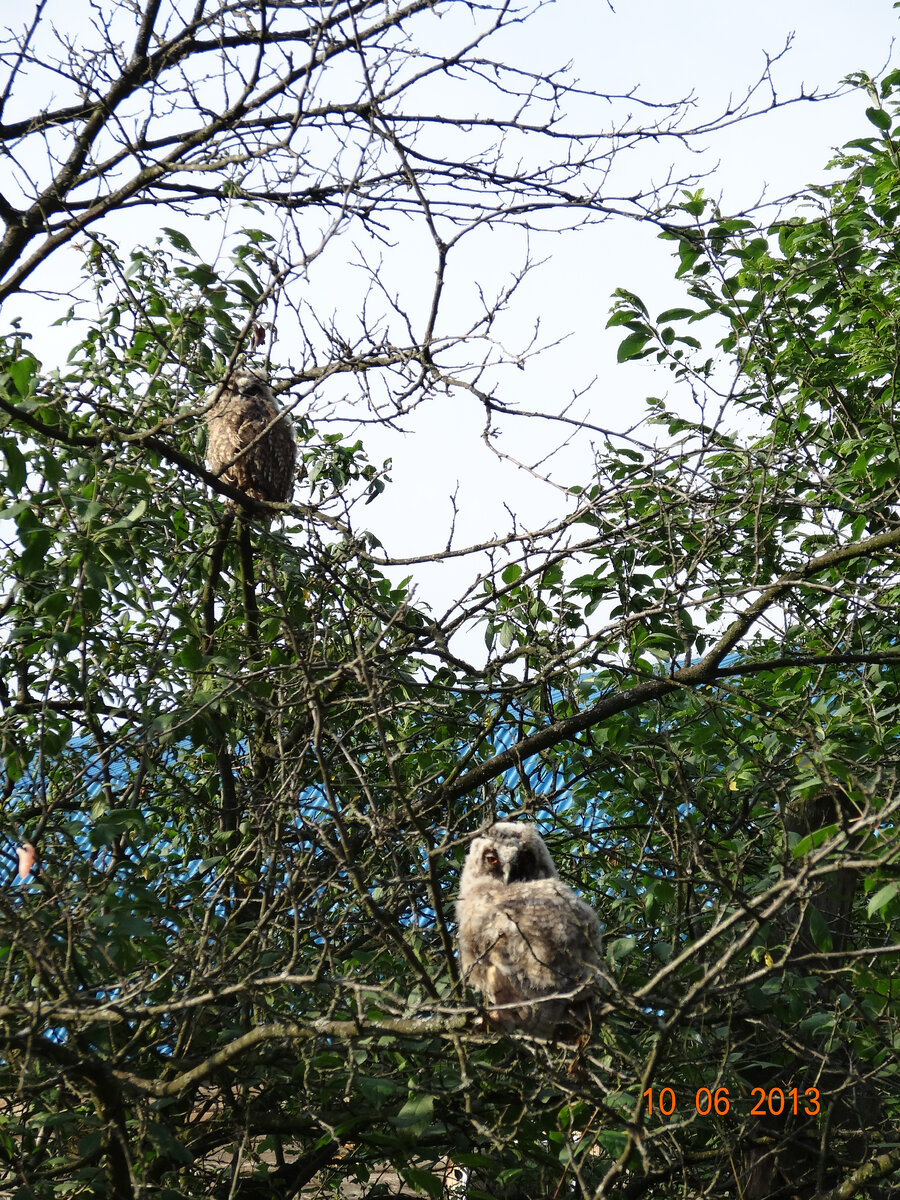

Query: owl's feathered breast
[206,376,297,504]
[459,877,600,992]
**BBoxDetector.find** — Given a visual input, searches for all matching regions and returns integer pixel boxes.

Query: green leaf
[357,1077,402,1106]
[656,307,697,322]
[7,354,39,397]
[791,824,840,858]
[0,500,29,521]
[807,906,832,954]
[175,642,205,670]
[95,913,157,938]
[391,1093,434,1140]
[0,440,26,489]
[616,330,653,362]
[596,1130,630,1156]
[400,1167,445,1199]
[799,1012,834,1036]
[161,227,197,254]
[867,882,899,918]
[865,106,892,131]
[105,500,148,531]
[611,288,649,316]
[607,936,636,962]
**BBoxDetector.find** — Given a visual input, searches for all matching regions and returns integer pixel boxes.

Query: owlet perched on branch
[457,822,603,1035]
[205,368,297,505]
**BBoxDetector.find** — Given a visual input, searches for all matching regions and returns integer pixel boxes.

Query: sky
[354,1,900,622]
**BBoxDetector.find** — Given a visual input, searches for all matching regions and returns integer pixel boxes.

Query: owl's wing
[206,392,296,503]
[206,395,240,475]
[499,883,601,970]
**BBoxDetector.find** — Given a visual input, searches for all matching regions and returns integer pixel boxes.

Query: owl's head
[230,367,279,405]
[460,821,559,892]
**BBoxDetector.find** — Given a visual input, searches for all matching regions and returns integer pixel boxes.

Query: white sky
[356,1,899,620]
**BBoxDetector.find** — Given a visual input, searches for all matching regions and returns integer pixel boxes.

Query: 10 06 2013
[642,1086,821,1118]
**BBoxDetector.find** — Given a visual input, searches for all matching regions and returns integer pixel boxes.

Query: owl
[205,368,298,505]
[457,822,603,1035]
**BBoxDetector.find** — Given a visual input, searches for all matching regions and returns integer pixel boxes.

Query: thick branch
[440,524,900,801]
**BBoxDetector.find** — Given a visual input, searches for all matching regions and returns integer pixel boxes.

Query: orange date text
[642,1086,821,1118]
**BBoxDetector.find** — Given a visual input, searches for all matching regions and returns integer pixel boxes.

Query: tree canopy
[1,3,899,1199]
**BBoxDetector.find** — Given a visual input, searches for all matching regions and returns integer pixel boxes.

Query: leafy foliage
[1,6,899,1199]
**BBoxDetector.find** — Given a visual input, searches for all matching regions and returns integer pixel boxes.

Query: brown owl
[457,822,603,1035]
[205,368,297,505]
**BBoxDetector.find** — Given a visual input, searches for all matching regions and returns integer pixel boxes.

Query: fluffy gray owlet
[205,368,297,505]
[457,822,603,1035]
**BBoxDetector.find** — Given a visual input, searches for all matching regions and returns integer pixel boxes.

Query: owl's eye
[484,850,500,868]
